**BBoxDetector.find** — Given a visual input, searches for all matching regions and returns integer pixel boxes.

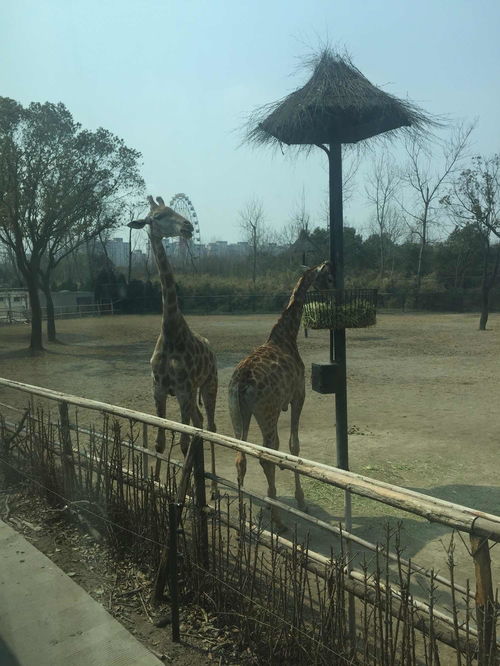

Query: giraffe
[228,261,333,530]
[128,196,218,485]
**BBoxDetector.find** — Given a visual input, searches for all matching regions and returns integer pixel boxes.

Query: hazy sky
[2,1,499,243]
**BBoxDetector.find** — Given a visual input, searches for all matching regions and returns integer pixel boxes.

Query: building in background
[107,235,288,266]
[105,237,129,267]
[0,288,29,322]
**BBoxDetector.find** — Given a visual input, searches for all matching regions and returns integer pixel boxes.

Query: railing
[0,308,30,324]
[1,378,497,537]
[0,303,114,324]
[38,303,113,319]
[1,376,498,663]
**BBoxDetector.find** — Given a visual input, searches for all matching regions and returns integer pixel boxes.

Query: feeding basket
[304,289,377,330]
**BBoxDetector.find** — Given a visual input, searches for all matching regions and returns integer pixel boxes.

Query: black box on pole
[311,362,342,394]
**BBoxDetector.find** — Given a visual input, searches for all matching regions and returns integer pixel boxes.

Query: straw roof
[247,50,435,146]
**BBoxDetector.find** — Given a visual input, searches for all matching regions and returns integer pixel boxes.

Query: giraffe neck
[149,232,184,337]
[267,270,316,349]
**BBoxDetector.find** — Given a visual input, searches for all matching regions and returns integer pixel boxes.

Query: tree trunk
[252,232,257,287]
[416,232,425,291]
[379,235,385,279]
[415,204,429,292]
[479,285,489,331]
[26,273,44,351]
[479,244,500,331]
[41,275,57,341]
[128,225,133,284]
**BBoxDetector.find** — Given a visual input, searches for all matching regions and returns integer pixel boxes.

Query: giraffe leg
[176,391,203,499]
[255,410,286,532]
[289,390,307,512]
[178,389,203,456]
[200,373,218,498]
[235,452,247,486]
[153,384,167,481]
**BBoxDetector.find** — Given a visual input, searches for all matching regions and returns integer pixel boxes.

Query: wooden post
[58,401,75,502]
[0,415,6,471]
[142,423,149,480]
[153,438,196,603]
[168,503,181,642]
[29,395,35,440]
[192,437,209,569]
[470,535,497,664]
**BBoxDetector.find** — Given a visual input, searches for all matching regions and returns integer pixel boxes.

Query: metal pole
[329,142,356,646]
[329,143,349,472]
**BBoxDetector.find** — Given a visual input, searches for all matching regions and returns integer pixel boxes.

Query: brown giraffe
[128,196,218,484]
[228,261,333,529]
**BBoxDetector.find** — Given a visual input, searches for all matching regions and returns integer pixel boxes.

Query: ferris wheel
[169,193,201,247]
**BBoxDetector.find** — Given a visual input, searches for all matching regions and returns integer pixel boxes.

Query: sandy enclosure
[1,311,500,590]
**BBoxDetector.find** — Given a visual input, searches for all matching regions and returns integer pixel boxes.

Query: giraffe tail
[228,381,254,442]
[229,381,254,487]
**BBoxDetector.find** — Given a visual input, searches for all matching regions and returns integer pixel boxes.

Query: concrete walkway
[0,519,162,666]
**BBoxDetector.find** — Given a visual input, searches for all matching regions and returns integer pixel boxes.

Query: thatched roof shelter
[245,48,437,480]
[247,50,435,146]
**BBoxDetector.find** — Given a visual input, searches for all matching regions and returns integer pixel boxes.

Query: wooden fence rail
[0,405,475,610]
[1,376,499,543]
[0,376,499,663]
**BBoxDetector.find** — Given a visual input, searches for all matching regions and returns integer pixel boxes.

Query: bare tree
[125,201,147,283]
[365,152,402,277]
[239,198,266,286]
[278,190,313,264]
[400,123,474,290]
[342,146,362,205]
[318,146,362,228]
[290,189,311,239]
[441,154,500,330]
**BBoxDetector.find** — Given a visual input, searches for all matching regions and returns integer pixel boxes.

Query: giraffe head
[304,260,335,291]
[128,196,193,240]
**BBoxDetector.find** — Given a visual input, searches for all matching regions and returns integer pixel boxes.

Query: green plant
[303,298,376,329]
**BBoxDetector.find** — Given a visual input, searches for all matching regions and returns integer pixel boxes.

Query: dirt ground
[1,311,500,595]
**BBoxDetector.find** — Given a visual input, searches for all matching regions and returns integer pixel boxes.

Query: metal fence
[0,303,114,325]
[0,377,499,664]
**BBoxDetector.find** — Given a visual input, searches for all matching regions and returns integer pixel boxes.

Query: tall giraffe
[228,261,333,529]
[128,196,218,482]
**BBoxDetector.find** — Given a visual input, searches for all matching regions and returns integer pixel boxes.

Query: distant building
[0,288,96,323]
[106,237,148,268]
[227,241,250,256]
[39,291,95,311]
[0,288,29,322]
[207,241,228,257]
[105,237,129,267]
